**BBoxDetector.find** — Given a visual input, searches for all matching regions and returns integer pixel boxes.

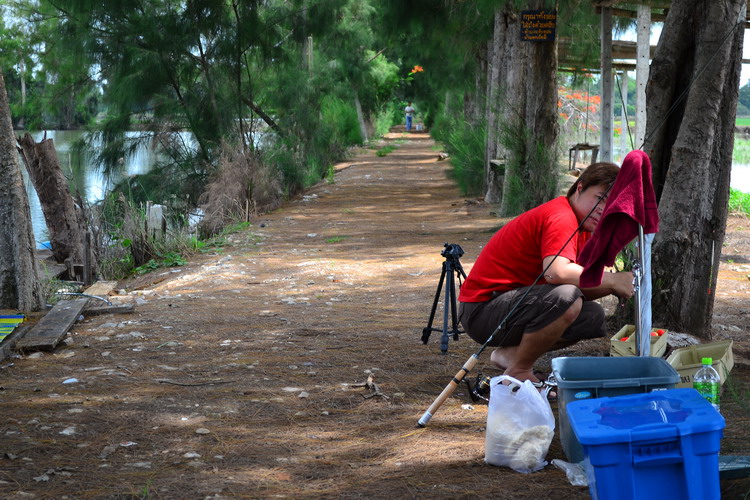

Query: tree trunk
[242,96,284,137]
[485,1,559,215]
[484,14,505,204]
[0,73,44,312]
[354,93,368,143]
[644,0,744,338]
[16,133,97,282]
[464,48,486,128]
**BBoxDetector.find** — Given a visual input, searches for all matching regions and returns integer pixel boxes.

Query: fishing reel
[465,373,492,404]
[464,373,558,404]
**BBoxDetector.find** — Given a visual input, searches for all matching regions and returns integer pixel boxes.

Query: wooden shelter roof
[560,1,750,71]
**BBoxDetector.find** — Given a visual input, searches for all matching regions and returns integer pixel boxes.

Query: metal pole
[634,224,646,356]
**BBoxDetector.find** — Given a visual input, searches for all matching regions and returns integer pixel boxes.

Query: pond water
[732,163,750,194]
[21,132,750,248]
[21,130,184,247]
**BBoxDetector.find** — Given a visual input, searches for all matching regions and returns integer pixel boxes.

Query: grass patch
[376,145,397,157]
[733,137,750,163]
[736,117,750,127]
[325,236,348,243]
[134,251,188,274]
[729,188,750,215]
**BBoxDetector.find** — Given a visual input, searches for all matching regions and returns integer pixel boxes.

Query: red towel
[578,150,659,288]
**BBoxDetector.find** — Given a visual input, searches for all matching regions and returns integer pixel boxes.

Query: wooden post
[83,231,91,285]
[600,6,614,162]
[636,5,651,148]
[620,71,629,161]
[146,203,166,239]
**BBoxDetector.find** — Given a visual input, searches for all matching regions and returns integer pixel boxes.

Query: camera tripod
[421,243,467,354]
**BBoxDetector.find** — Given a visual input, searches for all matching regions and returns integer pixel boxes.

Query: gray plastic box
[551,356,680,463]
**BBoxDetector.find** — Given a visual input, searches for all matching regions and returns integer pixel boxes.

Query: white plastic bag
[484,375,555,473]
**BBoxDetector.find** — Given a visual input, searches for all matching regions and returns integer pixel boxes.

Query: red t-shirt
[458,196,590,302]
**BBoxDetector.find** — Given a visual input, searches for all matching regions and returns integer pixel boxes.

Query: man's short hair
[566,162,620,198]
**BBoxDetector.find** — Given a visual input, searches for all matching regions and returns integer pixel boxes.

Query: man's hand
[602,271,635,299]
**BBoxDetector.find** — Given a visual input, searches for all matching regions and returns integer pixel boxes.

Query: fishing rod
[417,182,613,427]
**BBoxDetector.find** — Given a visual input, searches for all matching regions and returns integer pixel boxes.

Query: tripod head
[441,242,464,261]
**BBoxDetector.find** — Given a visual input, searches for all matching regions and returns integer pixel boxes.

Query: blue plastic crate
[552,356,680,463]
[567,388,725,500]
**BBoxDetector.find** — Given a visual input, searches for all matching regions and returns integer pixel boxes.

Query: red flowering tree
[557,85,600,144]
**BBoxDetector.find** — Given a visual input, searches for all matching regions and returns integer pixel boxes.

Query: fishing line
[615,72,636,152]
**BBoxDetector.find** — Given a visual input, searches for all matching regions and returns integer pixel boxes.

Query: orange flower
[409,65,425,75]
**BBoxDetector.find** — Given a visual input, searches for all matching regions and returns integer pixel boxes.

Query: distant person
[404,102,415,132]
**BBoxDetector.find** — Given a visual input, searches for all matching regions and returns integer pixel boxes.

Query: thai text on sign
[520,10,556,42]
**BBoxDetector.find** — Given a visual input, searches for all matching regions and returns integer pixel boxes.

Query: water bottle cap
[702,357,713,365]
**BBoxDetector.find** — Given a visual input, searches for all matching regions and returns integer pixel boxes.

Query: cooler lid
[567,388,726,445]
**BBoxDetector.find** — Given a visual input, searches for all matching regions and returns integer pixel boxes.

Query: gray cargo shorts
[458,284,606,347]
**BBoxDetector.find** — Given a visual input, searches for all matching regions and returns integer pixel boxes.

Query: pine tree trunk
[16,133,97,281]
[644,0,744,338]
[485,2,559,214]
[354,93,368,143]
[463,49,486,127]
[0,73,44,312]
[484,13,505,204]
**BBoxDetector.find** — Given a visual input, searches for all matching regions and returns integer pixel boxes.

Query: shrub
[198,143,283,238]
[321,96,363,148]
[435,114,486,197]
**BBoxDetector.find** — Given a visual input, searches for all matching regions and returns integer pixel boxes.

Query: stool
[568,143,599,170]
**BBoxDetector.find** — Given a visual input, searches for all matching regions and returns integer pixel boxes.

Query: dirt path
[2,131,750,499]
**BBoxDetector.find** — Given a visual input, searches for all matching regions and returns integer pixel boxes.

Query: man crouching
[458,163,634,393]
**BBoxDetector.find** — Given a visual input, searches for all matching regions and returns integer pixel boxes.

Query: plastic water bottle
[693,357,721,412]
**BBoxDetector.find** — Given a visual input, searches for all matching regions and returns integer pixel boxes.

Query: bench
[568,143,599,171]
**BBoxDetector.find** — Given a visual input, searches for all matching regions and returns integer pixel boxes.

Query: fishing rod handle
[417,354,479,427]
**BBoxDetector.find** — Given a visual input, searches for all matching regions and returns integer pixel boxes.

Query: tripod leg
[422,263,447,344]
[449,267,461,340]
[456,260,467,281]
[440,262,452,353]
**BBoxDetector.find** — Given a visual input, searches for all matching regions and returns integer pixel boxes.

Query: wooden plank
[595,6,667,22]
[84,303,135,316]
[0,324,30,363]
[719,455,750,480]
[15,298,89,352]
